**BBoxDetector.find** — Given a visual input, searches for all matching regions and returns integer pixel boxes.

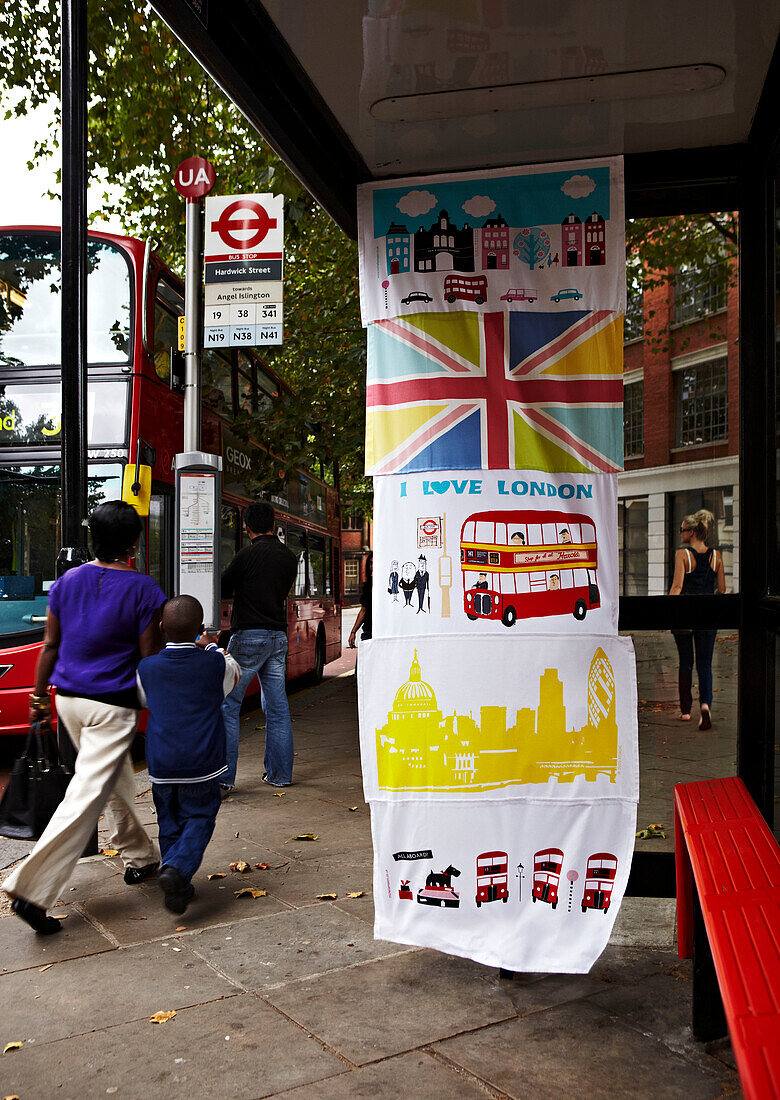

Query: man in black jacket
[220,502,298,793]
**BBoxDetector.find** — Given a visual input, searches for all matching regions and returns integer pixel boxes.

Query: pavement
[0,620,742,1098]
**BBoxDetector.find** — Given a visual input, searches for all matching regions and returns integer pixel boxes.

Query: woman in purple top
[4,501,166,934]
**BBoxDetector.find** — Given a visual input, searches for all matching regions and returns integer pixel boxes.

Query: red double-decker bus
[460,510,600,626]
[0,226,341,735]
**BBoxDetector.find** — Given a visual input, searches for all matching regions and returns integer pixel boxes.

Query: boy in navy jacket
[137,596,240,914]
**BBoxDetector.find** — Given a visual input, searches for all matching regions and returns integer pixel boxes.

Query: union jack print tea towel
[365,309,623,475]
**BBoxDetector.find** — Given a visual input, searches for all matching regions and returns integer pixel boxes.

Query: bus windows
[287,524,307,597]
[0,232,131,369]
[526,522,542,546]
[221,503,240,571]
[495,522,507,545]
[202,349,233,415]
[308,533,326,597]
[153,276,183,384]
[475,520,493,543]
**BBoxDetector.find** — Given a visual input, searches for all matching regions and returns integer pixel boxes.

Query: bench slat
[674,777,780,1100]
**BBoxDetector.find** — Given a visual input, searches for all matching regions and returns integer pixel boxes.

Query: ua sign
[174,156,216,200]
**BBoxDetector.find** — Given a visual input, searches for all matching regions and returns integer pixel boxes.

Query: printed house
[562,213,583,267]
[414,210,475,273]
[385,222,411,275]
[480,214,509,270]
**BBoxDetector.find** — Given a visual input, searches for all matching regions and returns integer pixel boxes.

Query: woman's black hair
[89,501,142,562]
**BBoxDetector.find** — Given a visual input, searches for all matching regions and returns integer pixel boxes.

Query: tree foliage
[0,0,369,505]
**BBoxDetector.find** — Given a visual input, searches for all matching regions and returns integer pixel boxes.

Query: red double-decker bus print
[581,852,618,914]
[460,509,600,626]
[475,851,509,907]
[532,848,564,908]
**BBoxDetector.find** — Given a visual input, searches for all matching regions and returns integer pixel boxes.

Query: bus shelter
[146,0,780,898]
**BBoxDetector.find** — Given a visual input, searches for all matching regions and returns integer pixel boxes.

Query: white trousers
[3,695,158,910]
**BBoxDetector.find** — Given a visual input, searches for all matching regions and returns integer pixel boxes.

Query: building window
[344,558,360,595]
[667,487,734,592]
[623,379,644,458]
[674,358,728,447]
[617,497,648,595]
[673,262,728,325]
[624,288,643,342]
[342,510,364,531]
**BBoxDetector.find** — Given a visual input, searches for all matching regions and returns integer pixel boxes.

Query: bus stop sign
[174,156,216,200]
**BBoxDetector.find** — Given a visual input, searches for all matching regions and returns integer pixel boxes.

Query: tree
[513,227,551,270]
[0,0,369,507]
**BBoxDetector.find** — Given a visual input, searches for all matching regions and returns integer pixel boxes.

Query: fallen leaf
[229,861,251,873]
[207,873,227,880]
[234,831,240,838]
[149,1010,177,1024]
[316,893,337,900]
[346,891,365,899]
[50,913,68,921]
[234,888,267,899]
[128,915,148,920]
[348,806,358,812]
[175,926,187,932]
[101,848,119,857]
[3,1094,21,1099]
[2,1042,23,1055]
[38,964,53,973]
[291,833,318,841]
[255,863,270,870]
[274,792,285,797]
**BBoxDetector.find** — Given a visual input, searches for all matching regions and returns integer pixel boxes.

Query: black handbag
[0,720,73,840]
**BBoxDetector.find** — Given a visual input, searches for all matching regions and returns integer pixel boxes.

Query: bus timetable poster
[373,470,617,638]
[358,634,638,973]
[357,157,625,328]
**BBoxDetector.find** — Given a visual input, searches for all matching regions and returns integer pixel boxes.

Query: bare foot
[699,706,712,731]
[679,713,691,721]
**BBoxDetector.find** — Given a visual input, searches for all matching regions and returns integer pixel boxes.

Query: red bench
[674,777,780,1100]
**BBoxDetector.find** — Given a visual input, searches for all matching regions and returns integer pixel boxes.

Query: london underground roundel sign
[174,156,216,200]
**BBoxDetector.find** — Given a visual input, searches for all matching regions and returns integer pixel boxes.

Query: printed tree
[514,227,551,270]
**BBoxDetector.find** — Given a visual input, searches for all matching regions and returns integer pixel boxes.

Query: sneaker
[262,773,291,788]
[124,861,159,885]
[11,897,62,935]
[220,784,235,799]
[158,865,195,915]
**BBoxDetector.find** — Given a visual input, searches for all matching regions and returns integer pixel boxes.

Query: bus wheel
[582,905,587,913]
[502,896,508,903]
[311,630,326,684]
[532,895,536,903]
[475,295,485,304]
[476,900,481,908]
[573,599,587,621]
[502,606,517,627]
[467,613,478,621]
[552,901,558,909]
[447,294,457,303]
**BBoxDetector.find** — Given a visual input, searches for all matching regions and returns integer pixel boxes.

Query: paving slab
[189,902,402,991]
[248,851,373,910]
[608,896,677,948]
[275,1051,489,1098]
[264,949,518,1066]
[0,992,344,1100]
[0,904,114,974]
[434,999,736,1099]
[498,970,605,1016]
[0,938,237,1045]
[77,872,291,946]
[590,945,688,986]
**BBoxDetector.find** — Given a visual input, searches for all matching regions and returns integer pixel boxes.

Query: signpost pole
[58,0,90,575]
[183,197,203,453]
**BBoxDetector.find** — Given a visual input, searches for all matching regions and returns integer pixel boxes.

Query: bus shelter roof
[146,1,779,236]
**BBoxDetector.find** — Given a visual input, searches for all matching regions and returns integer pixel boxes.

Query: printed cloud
[463,195,496,218]
[562,174,596,199]
[397,189,437,217]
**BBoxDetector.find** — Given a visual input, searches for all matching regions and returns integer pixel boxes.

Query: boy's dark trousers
[151,778,222,883]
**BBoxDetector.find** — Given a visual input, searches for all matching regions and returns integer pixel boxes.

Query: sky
[0,94,123,230]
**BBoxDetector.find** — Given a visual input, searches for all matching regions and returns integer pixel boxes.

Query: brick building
[341,504,373,605]
[619,256,739,595]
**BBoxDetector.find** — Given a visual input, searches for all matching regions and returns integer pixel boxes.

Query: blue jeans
[152,778,221,884]
[221,629,293,787]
